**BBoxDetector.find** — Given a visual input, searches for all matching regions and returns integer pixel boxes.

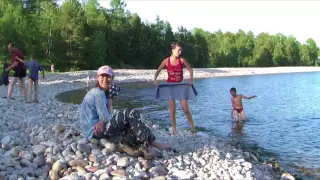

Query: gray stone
[33,144,47,155]
[77,144,91,154]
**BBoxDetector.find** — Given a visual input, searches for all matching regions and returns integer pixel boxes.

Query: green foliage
[0,0,319,72]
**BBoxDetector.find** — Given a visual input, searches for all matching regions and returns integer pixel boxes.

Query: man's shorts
[13,67,26,78]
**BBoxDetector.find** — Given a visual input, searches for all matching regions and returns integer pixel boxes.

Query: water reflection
[232,121,245,136]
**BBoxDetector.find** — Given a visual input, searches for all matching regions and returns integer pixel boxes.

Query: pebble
[1,136,11,144]
[0,71,282,180]
[52,160,64,172]
[33,145,47,155]
[281,173,295,180]
[117,157,129,167]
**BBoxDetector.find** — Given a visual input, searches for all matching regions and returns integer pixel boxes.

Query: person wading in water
[154,42,196,134]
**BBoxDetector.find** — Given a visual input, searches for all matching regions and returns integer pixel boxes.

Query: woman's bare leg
[168,100,177,134]
[181,100,195,132]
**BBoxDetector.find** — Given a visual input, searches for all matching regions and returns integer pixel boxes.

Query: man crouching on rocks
[78,65,171,159]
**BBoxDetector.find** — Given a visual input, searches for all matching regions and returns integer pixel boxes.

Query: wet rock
[281,173,295,180]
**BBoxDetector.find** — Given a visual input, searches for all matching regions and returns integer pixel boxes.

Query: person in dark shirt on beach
[24,54,44,103]
[230,87,257,122]
[5,43,27,103]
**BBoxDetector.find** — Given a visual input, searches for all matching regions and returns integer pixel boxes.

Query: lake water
[56,72,320,179]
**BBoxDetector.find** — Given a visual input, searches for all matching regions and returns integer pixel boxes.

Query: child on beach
[24,54,44,103]
[230,87,257,122]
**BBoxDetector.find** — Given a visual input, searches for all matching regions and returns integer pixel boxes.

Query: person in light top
[79,65,171,157]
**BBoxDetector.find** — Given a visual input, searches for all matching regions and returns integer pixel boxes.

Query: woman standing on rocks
[79,65,171,157]
[154,42,196,134]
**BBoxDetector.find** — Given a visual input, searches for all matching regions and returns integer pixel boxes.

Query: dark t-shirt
[11,49,25,70]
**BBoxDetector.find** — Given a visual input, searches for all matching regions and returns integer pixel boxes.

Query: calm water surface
[57,72,320,179]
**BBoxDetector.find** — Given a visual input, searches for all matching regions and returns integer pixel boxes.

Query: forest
[0,0,319,71]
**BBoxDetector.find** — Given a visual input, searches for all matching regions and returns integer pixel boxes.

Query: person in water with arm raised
[230,87,257,122]
[154,42,195,134]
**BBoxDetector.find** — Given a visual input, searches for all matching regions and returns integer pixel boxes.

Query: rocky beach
[1,67,317,180]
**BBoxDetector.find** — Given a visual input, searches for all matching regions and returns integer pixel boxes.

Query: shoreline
[43,66,320,86]
[0,67,314,179]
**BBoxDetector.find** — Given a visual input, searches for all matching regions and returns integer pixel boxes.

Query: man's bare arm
[5,61,18,71]
[231,99,235,118]
[16,56,25,64]
[242,95,257,99]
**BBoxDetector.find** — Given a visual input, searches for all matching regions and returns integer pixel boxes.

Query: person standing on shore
[5,43,27,103]
[230,87,257,122]
[154,42,196,134]
[23,54,44,103]
[51,64,54,72]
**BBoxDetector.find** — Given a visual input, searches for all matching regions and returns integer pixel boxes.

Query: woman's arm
[95,91,112,122]
[154,58,167,85]
[181,58,193,84]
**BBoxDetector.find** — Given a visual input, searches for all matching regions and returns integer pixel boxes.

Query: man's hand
[94,120,104,136]
[5,68,10,72]
[250,95,257,99]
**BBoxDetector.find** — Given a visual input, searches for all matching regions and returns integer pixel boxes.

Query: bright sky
[99,0,320,46]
